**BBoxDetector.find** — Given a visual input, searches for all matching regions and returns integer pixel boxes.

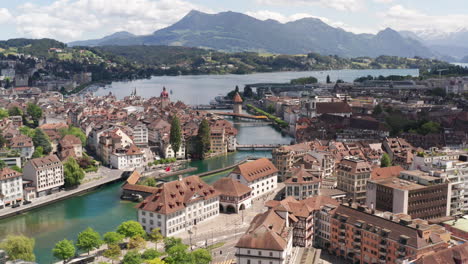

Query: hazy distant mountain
[69,31,136,47]
[70,10,436,58]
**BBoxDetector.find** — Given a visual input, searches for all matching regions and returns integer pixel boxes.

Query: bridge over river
[236,144,282,150]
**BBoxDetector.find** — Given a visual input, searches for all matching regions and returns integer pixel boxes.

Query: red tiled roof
[316,102,352,114]
[213,178,251,197]
[233,92,243,103]
[0,168,22,181]
[232,158,278,183]
[371,166,404,180]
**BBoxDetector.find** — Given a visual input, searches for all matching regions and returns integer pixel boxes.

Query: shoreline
[0,170,124,220]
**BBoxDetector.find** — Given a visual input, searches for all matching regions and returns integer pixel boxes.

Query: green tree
[0,134,6,148]
[127,236,146,250]
[32,128,52,154]
[76,227,102,255]
[59,125,86,145]
[8,106,23,117]
[164,237,183,252]
[326,75,331,83]
[0,108,8,119]
[373,104,383,116]
[103,232,124,246]
[380,153,392,168]
[141,249,163,260]
[63,158,85,187]
[190,248,212,264]
[418,121,441,135]
[165,243,191,264]
[243,85,253,98]
[0,235,36,261]
[122,250,142,264]
[266,104,275,114]
[148,228,164,249]
[103,244,121,264]
[195,119,210,160]
[52,239,75,264]
[116,221,145,238]
[26,103,42,127]
[146,258,166,264]
[169,116,182,155]
[10,165,23,173]
[32,146,44,158]
[0,160,6,170]
[19,126,35,138]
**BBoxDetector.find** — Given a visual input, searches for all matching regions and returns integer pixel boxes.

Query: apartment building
[383,137,415,169]
[23,155,64,196]
[410,150,468,215]
[284,165,321,200]
[229,158,278,199]
[366,170,450,220]
[135,175,219,236]
[132,123,149,147]
[210,127,227,154]
[110,144,144,170]
[272,142,312,178]
[9,135,34,160]
[0,168,23,208]
[336,156,372,204]
[330,204,450,264]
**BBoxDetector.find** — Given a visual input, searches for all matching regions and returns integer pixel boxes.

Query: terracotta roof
[39,123,68,131]
[126,170,141,185]
[284,165,321,184]
[316,102,352,114]
[334,205,448,249]
[235,209,288,251]
[232,158,278,183]
[126,144,143,155]
[371,166,404,180]
[233,92,243,103]
[337,158,372,174]
[266,196,339,218]
[413,243,468,264]
[136,175,219,215]
[59,134,82,147]
[213,178,251,197]
[10,135,33,148]
[122,183,159,194]
[28,155,62,170]
[0,168,22,181]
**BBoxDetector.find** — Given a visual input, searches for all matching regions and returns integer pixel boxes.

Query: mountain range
[69,10,459,60]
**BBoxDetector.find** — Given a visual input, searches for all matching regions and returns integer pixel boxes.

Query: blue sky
[1,0,467,42]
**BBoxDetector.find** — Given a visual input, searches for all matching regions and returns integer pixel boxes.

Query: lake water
[93,69,419,105]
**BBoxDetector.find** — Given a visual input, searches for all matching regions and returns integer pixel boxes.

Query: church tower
[160,86,170,108]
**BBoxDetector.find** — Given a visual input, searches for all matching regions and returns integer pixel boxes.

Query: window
[269,252,273,257]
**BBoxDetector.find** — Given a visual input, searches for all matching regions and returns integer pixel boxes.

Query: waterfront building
[233,92,243,114]
[23,155,64,197]
[0,168,23,208]
[98,127,134,166]
[210,127,227,155]
[336,156,372,204]
[132,123,149,148]
[211,119,238,152]
[9,135,34,160]
[135,175,219,236]
[110,144,144,170]
[147,119,171,145]
[366,170,450,220]
[330,204,451,264]
[284,165,321,200]
[229,158,278,199]
[213,177,252,213]
[161,136,186,159]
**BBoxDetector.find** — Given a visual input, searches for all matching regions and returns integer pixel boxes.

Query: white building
[0,168,23,208]
[136,175,219,236]
[213,177,252,213]
[284,165,321,200]
[229,158,278,199]
[9,135,34,160]
[132,123,149,147]
[161,137,186,159]
[110,144,144,170]
[23,155,64,197]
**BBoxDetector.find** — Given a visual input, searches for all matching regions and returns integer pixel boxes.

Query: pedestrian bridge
[236,144,282,150]
[213,112,269,121]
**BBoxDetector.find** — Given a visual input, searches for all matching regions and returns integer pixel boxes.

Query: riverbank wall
[0,173,124,220]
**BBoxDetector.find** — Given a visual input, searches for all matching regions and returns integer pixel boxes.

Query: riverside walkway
[0,167,123,220]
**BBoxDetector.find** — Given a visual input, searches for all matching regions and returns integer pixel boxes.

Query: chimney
[178,175,183,181]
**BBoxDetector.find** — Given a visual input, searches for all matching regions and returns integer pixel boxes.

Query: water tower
[233,92,243,114]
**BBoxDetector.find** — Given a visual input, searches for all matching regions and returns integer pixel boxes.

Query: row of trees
[51,220,211,264]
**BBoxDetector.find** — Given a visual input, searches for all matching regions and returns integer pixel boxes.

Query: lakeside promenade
[0,167,123,220]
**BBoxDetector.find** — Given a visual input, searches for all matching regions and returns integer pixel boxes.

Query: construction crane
[436,69,448,79]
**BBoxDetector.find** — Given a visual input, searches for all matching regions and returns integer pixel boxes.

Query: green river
[0,121,291,263]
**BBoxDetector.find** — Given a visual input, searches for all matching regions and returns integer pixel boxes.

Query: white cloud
[256,0,365,12]
[373,0,393,3]
[246,10,376,34]
[380,5,468,36]
[14,0,209,41]
[0,8,13,24]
